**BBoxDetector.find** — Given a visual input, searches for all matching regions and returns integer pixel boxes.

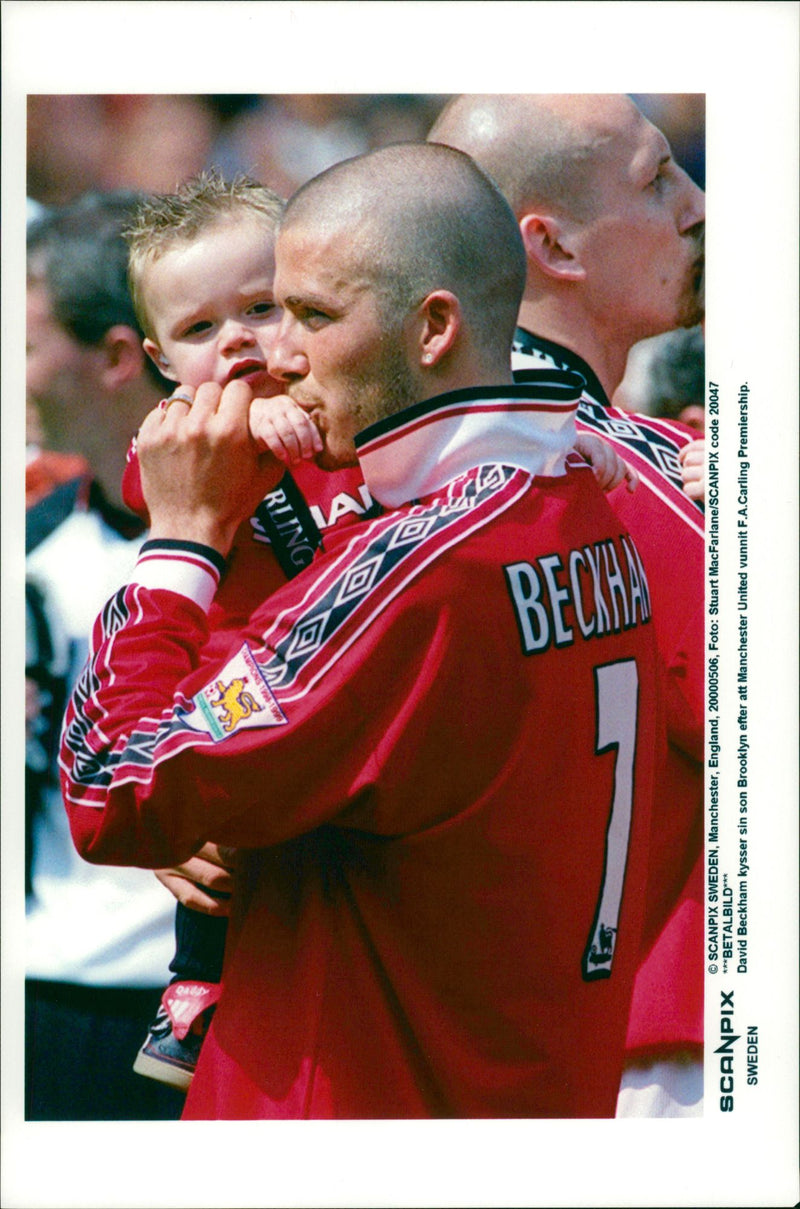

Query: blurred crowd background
[26,92,706,433]
[27,92,705,209]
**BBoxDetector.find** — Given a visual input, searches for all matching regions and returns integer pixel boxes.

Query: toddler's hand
[575,432,638,494]
[249,395,323,465]
[155,842,236,917]
[679,438,705,503]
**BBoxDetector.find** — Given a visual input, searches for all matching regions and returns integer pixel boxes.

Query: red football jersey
[514,331,704,1058]
[63,383,669,1117]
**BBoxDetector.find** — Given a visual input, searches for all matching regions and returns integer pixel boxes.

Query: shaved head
[281,141,527,361]
[429,94,706,392]
[428,93,646,220]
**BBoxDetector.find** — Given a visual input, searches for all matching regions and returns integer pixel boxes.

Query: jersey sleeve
[61,473,529,870]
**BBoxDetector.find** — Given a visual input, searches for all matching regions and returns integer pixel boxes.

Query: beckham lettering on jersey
[504,534,651,653]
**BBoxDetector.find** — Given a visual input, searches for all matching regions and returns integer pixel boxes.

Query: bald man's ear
[416,290,462,368]
[99,325,149,391]
[519,213,586,283]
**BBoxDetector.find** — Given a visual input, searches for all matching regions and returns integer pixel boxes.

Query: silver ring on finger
[164,392,193,411]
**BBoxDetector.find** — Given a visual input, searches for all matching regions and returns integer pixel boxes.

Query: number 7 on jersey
[582,659,639,981]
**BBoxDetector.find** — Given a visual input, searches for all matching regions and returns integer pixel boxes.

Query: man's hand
[575,432,638,494]
[154,842,236,917]
[137,381,285,555]
[679,438,705,503]
[249,394,323,465]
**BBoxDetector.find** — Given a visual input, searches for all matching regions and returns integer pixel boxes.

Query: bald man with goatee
[430,93,707,1118]
[63,142,668,1119]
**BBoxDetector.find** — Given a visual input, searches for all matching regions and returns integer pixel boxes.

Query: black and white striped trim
[134,540,227,612]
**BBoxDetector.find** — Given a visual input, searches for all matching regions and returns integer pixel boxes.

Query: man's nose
[268,315,308,382]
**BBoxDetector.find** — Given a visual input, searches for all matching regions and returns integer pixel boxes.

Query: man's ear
[142,335,179,384]
[417,290,462,368]
[519,212,586,283]
[98,325,153,390]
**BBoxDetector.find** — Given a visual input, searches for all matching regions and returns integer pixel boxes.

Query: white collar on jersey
[354,375,584,509]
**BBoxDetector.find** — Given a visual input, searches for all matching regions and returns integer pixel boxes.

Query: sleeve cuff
[134,540,227,612]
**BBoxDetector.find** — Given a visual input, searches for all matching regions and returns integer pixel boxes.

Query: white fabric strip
[133,548,221,613]
[360,395,577,509]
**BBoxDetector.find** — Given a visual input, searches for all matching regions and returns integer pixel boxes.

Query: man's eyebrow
[283,292,331,310]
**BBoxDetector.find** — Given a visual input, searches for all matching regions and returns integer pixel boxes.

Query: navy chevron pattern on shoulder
[574,397,691,496]
[512,331,704,537]
[248,462,528,702]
